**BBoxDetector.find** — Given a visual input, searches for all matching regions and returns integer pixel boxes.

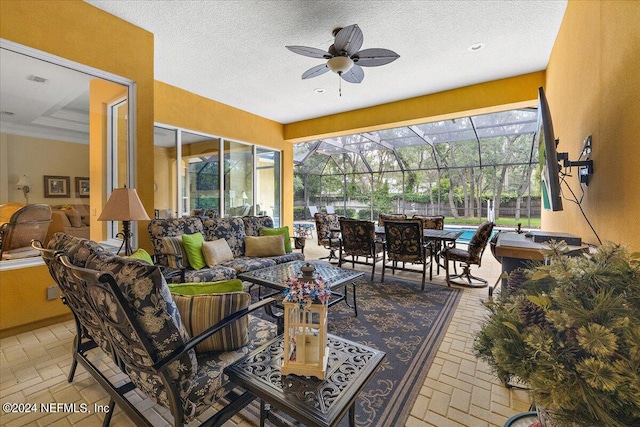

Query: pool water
[444,227,498,244]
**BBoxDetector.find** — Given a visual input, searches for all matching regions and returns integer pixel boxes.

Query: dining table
[374,226,463,275]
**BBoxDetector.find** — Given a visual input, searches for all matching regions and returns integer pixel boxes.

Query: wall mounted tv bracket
[557,135,594,185]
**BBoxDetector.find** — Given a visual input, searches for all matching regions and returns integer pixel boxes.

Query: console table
[495,232,589,280]
[224,334,385,427]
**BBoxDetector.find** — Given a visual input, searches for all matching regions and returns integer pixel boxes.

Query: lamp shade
[16,175,31,187]
[98,187,150,221]
[327,56,354,74]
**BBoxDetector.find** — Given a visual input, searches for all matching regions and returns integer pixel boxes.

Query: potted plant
[474,241,640,427]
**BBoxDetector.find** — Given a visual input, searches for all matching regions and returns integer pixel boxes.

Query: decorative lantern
[281,263,330,379]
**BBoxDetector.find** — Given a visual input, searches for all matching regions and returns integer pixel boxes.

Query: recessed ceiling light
[468,42,485,52]
[27,75,47,83]
[315,88,325,94]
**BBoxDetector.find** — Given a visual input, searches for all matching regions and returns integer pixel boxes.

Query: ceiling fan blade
[340,64,364,83]
[334,24,363,56]
[302,64,330,79]
[353,48,400,67]
[286,45,331,59]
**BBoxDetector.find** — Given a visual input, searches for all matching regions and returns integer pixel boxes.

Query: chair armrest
[157,251,186,268]
[154,297,275,369]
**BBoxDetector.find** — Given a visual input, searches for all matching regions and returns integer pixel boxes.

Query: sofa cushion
[182,232,207,270]
[203,217,246,257]
[168,279,243,295]
[260,226,292,253]
[242,215,274,237]
[202,239,234,267]
[162,236,190,269]
[183,265,237,283]
[245,235,285,257]
[172,291,250,353]
[220,256,277,274]
[268,252,306,264]
[84,253,196,378]
[48,233,106,268]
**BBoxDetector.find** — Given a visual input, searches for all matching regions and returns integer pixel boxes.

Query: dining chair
[338,218,383,280]
[441,221,495,288]
[314,212,341,263]
[381,219,432,290]
[411,215,445,230]
[377,212,407,227]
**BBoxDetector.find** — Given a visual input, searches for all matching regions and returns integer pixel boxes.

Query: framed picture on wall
[44,175,70,198]
[75,177,90,198]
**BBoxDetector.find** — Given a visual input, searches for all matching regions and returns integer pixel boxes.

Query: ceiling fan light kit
[327,56,354,74]
[286,24,399,95]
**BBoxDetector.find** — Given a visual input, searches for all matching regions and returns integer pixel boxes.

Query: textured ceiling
[85,0,568,124]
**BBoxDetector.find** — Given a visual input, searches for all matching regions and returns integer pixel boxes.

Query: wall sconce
[16,175,32,203]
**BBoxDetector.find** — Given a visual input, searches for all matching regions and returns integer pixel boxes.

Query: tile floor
[0,237,532,426]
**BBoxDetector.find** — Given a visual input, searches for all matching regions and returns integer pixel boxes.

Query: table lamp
[98,187,150,255]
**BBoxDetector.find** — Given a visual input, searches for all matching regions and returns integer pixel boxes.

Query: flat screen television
[536,87,563,211]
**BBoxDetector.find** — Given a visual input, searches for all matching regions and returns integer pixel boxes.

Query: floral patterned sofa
[39,233,276,426]
[148,215,304,282]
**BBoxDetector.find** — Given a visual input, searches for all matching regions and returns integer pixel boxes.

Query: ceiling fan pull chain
[339,73,342,97]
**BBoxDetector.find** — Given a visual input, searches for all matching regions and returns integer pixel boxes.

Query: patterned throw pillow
[182,232,207,270]
[201,239,234,267]
[162,236,190,269]
[259,226,292,253]
[171,292,250,353]
[244,235,285,257]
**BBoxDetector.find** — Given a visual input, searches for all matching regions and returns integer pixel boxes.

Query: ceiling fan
[286,24,400,86]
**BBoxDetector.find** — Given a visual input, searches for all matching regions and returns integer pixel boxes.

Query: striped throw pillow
[162,236,190,269]
[171,292,250,353]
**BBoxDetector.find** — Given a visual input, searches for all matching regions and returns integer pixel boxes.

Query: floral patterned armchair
[37,234,276,427]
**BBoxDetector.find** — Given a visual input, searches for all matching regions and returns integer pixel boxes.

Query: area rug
[247,276,461,427]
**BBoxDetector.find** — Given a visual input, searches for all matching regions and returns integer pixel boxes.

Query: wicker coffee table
[224,334,385,427]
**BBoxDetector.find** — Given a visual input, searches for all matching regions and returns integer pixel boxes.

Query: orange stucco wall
[154,81,294,227]
[543,0,640,250]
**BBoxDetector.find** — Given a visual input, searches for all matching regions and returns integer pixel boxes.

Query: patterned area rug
[248,275,461,427]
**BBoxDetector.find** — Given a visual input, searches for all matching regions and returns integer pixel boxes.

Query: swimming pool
[444,226,498,244]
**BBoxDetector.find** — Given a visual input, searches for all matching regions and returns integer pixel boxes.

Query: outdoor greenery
[474,242,640,427]
[294,109,542,223]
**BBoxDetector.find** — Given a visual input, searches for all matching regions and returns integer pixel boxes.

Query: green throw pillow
[260,226,292,253]
[168,279,243,295]
[127,248,154,264]
[182,232,207,270]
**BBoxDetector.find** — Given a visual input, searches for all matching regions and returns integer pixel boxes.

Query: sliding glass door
[154,125,280,221]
